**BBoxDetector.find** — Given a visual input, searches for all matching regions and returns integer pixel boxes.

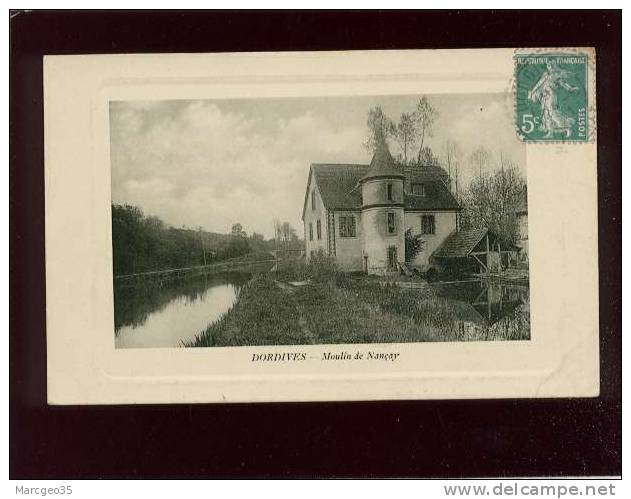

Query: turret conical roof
[360,140,404,182]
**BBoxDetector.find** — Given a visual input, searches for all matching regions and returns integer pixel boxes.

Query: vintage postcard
[44,49,599,403]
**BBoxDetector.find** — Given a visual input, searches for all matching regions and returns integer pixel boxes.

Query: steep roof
[433,228,489,258]
[405,164,451,183]
[311,163,366,211]
[304,157,461,216]
[405,182,460,211]
[360,141,405,182]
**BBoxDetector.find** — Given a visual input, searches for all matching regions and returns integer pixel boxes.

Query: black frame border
[10,10,621,478]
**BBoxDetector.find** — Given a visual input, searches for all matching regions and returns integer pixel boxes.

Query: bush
[306,251,338,283]
[275,258,309,281]
[274,250,339,284]
[404,228,424,263]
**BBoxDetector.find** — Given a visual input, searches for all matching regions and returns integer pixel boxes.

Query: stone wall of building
[405,211,458,269]
[361,178,404,206]
[362,207,405,274]
[333,211,363,271]
[303,178,329,259]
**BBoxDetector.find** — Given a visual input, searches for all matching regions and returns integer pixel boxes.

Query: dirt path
[274,280,295,293]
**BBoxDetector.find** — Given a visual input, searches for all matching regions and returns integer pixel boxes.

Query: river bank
[114,251,276,286]
[186,272,530,347]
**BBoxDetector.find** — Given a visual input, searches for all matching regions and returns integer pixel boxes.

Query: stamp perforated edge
[511,47,596,144]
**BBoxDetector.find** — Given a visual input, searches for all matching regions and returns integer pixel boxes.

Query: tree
[222,236,250,259]
[363,106,395,153]
[395,112,417,163]
[404,229,425,263]
[443,141,459,180]
[459,159,526,246]
[469,147,491,178]
[231,223,247,238]
[111,204,212,274]
[417,146,441,167]
[443,140,461,196]
[413,96,439,163]
[279,221,297,242]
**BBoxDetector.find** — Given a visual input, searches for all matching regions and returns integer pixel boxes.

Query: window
[421,215,435,235]
[387,246,398,270]
[311,190,316,211]
[309,222,313,241]
[411,183,425,196]
[387,212,396,234]
[387,183,393,201]
[316,220,321,240]
[339,215,356,238]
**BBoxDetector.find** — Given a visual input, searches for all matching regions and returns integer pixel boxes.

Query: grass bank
[187,276,477,347]
[185,273,304,347]
[186,254,529,347]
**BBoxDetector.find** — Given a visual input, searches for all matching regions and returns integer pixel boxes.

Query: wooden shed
[431,228,514,275]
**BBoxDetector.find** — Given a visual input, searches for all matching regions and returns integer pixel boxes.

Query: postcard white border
[44,49,599,403]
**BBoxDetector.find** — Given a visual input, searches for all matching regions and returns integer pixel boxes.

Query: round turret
[360,141,406,274]
[360,140,405,207]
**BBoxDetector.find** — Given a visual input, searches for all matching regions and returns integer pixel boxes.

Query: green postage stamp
[515,52,590,142]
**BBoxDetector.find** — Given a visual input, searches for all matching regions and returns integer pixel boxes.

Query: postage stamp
[514,52,589,142]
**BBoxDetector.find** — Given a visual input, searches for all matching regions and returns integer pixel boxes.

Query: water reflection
[113,271,530,348]
[114,272,251,349]
[431,280,530,341]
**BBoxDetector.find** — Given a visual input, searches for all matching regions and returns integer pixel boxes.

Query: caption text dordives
[252,351,400,362]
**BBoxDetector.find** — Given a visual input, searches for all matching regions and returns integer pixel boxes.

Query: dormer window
[411,183,425,196]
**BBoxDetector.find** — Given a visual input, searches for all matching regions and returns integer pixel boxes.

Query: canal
[114,272,530,348]
[114,271,253,348]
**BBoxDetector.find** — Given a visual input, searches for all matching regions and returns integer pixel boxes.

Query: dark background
[10,10,621,478]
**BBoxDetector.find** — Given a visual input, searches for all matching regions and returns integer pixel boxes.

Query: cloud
[110,95,525,238]
[110,101,365,237]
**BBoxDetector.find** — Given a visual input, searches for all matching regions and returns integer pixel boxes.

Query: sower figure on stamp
[528,60,578,139]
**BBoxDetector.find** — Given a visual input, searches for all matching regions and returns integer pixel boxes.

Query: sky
[110,93,525,239]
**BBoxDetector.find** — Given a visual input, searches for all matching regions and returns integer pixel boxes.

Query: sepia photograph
[110,93,530,349]
[12,9,618,482]
[43,47,601,405]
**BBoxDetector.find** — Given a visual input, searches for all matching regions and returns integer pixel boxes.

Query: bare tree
[469,147,491,178]
[417,146,441,167]
[274,221,299,253]
[453,160,460,204]
[280,222,293,242]
[395,112,416,164]
[459,157,526,245]
[443,140,461,197]
[414,96,439,163]
[273,219,282,253]
[363,106,395,153]
[443,141,460,181]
